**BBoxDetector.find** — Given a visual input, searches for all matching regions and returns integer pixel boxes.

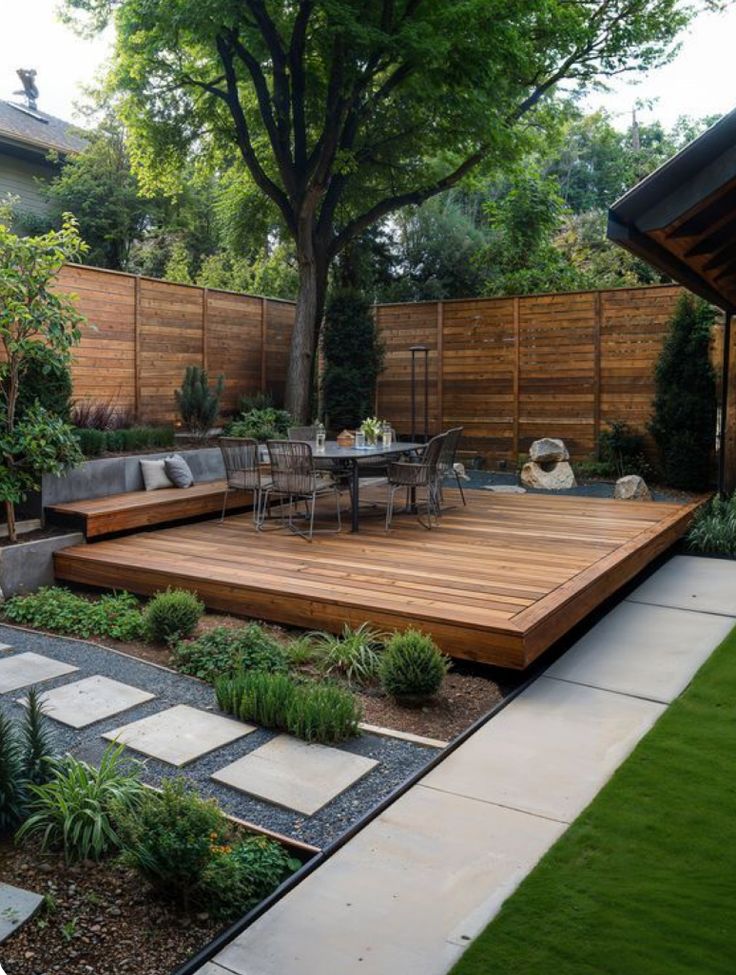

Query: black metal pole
[410,350,416,442]
[718,309,732,497]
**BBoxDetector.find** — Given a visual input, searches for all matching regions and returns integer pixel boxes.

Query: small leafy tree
[175,365,224,437]
[322,289,384,431]
[649,294,717,491]
[0,206,86,542]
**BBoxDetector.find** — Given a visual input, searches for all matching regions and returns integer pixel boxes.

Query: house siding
[0,151,54,218]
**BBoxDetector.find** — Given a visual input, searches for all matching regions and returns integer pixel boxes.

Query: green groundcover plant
[172,624,289,682]
[3,587,145,642]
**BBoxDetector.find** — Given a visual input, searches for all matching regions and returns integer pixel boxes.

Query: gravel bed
[463,469,686,502]
[0,624,435,850]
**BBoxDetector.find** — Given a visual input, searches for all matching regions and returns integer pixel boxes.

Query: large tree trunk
[285,228,328,422]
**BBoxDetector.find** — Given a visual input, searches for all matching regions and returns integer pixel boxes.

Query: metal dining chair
[437,426,467,507]
[385,432,447,531]
[263,440,342,541]
[218,437,271,526]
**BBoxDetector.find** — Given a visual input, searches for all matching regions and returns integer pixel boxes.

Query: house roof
[0,99,87,157]
[607,108,736,313]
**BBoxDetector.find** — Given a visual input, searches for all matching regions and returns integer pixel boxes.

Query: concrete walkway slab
[0,882,43,943]
[421,676,664,823]
[105,704,255,766]
[628,554,736,616]
[546,601,734,703]
[212,736,377,815]
[21,674,154,728]
[215,785,565,975]
[0,651,77,693]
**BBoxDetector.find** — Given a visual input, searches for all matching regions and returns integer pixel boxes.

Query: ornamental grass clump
[687,494,736,556]
[216,671,361,744]
[379,629,450,702]
[0,689,55,833]
[17,742,144,862]
[311,623,385,686]
[143,588,204,645]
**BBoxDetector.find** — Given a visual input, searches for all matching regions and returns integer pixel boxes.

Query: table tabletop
[306,440,424,460]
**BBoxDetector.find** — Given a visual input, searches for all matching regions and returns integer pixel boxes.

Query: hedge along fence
[373,284,723,463]
[55,264,296,425]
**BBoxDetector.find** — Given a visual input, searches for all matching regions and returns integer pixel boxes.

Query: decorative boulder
[520,461,577,490]
[614,474,652,501]
[529,438,569,464]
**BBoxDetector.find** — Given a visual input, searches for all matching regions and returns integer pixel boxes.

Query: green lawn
[451,626,736,975]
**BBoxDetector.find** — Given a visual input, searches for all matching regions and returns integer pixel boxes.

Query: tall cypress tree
[649,294,717,491]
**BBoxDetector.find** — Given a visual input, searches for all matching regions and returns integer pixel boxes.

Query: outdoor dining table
[308,439,424,532]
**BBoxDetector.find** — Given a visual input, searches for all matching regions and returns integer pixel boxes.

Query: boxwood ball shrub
[143,588,204,645]
[379,630,450,701]
[172,624,288,682]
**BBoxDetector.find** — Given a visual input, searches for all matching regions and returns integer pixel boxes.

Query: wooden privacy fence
[374,284,694,462]
[54,265,710,460]
[56,264,295,424]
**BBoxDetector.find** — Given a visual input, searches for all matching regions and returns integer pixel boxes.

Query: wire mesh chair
[385,432,447,531]
[218,437,271,526]
[264,440,342,541]
[437,426,467,507]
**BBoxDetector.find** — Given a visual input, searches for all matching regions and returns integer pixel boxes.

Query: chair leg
[335,488,342,532]
[220,487,229,522]
[455,471,467,505]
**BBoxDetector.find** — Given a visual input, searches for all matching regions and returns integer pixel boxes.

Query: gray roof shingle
[0,100,87,155]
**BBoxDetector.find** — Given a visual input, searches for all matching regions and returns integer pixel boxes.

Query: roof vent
[14,68,39,111]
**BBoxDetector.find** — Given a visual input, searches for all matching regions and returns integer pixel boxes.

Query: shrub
[202,835,299,920]
[238,391,275,414]
[17,743,144,862]
[144,588,204,645]
[3,587,145,642]
[286,682,362,744]
[322,288,384,430]
[598,420,653,479]
[312,623,385,685]
[117,779,228,908]
[687,494,736,556]
[76,427,107,456]
[173,624,288,682]
[284,634,320,667]
[0,691,54,833]
[650,294,717,491]
[71,398,126,430]
[227,407,291,442]
[216,671,361,744]
[176,365,224,438]
[15,345,73,422]
[379,630,450,701]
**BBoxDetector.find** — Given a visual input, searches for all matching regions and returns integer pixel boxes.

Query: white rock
[452,462,471,481]
[483,485,527,494]
[529,438,569,464]
[521,461,577,490]
[614,474,652,501]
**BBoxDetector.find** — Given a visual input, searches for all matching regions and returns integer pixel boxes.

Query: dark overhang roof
[0,100,87,157]
[608,107,736,313]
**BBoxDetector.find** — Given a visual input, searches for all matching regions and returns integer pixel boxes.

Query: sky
[1,1,735,130]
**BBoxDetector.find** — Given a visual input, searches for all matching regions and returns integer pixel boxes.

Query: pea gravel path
[0,624,436,849]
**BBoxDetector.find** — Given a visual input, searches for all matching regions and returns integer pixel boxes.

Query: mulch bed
[0,840,219,975]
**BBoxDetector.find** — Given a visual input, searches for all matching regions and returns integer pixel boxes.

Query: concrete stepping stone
[20,675,154,728]
[0,882,44,944]
[212,735,378,815]
[628,554,736,617]
[213,785,565,975]
[104,704,254,767]
[546,601,734,703]
[420,676,664,824]
[0,651,77,694]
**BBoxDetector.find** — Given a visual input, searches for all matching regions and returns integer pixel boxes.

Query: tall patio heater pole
[718,309,733,497]
[409,345,429,442]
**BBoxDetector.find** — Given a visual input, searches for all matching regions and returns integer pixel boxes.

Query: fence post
[593,291,602,457]
[202,287,209,373]
[436,301,444,433]
[512,296,520,463]
[134,275,141,420]
[260,297,268,393]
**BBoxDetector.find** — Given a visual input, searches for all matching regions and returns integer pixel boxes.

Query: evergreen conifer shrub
[649,294,716,491]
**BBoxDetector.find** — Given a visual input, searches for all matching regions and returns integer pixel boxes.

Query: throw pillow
[164,454,195,489]
[140,458,175,491]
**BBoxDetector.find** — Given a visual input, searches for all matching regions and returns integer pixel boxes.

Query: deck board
[53,489,700,668]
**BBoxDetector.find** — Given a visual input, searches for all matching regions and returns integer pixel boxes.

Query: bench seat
[46,480,251,538]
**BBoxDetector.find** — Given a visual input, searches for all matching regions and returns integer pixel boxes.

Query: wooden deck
[53,490,700,669]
